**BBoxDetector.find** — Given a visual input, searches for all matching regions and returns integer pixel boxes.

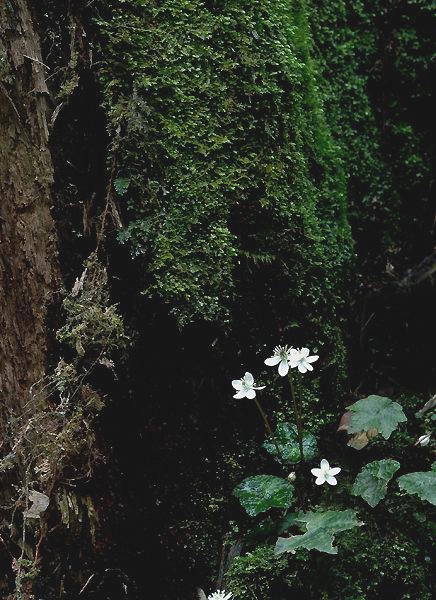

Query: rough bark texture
[0,0,59,415]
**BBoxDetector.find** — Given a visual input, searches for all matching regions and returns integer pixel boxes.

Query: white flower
[232,372,265,399]
[287,472,296,483]
[311,459,341,486]
[289,347,319,374]
[416,433,431,447]
[264,345,294,376]
[208,591,233,600]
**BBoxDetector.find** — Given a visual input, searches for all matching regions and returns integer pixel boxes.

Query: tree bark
[0,0,59,419]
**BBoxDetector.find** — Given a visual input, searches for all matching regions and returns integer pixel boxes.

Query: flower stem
[253,397,284,464]
[288,370,304,462]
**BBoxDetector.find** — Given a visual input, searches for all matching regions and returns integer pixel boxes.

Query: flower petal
[300,347,310,358]
[325,475,337,486]
[244,372,254,385]
[288,360,299,369]
[233,390,246,399]
[298,363,307,373]
[320,459,330,471]
[303,361,314,372]
[254,385,266,390]
[278,359,289,376]
[329,467,341,476]
[232,379,243,390]
[245,388,256,400]
[315,476,326,485]
[265,356,281,366]
[306,355,319,363]
[311,468,322,477]
[289,349,301,361]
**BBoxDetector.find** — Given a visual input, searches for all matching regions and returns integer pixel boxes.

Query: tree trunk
[0,4,60,591]
[0,0,59,416]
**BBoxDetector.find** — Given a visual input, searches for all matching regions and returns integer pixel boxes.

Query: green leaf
[347,395,407,440]
[397,471,436,506]
[275,510,362,555]
[262,423,318,464]
[233,475,294,517]
[114,178,131,196]
[352,459,400,507]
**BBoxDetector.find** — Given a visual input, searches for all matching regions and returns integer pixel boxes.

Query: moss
[326,528,433,599]
[225,545,291,598]
[57,253,127,356]
[14,559,41,600]
[94,0,353,342]
[226,528,433,599]
[309,0,436,268]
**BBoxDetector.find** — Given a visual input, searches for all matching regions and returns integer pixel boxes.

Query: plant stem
[253,397,284,464]
[288,370,304,462]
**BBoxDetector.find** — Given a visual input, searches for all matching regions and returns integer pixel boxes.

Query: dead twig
[79,574,95,595]
[23,54,51,70]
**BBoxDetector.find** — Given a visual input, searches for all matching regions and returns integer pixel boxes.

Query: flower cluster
[231,344,341,488]
[265,345,319,376]
[231,344,318,399]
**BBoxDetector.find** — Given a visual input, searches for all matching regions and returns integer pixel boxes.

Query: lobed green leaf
[275,509,362,555]
[347,395,407,440]
[397,470,436,506]
[352,459,400,507]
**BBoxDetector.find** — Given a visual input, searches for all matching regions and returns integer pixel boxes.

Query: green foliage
[352,459,401,507]
[275,509,361,555]
[233,475,294,517]
[309,0,436,257]
[14,558,41,599]
[228,528,433,599]
[263,422,318,463]
[327,528,433,599]
[114,177,131,196]
[398,469,436,506]
[225,545,290,599]
[347,395,407,440]
[95,0,352,327]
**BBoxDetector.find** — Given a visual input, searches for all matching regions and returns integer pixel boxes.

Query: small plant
[225,338,435,592]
